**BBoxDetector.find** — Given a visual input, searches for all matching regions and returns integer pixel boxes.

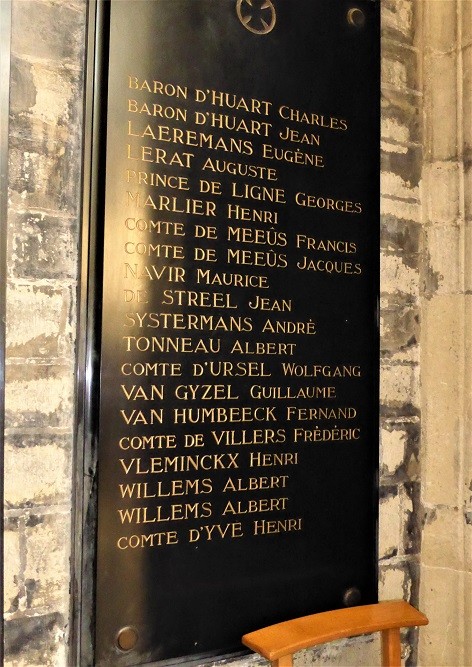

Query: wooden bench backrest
[242,600,428,667]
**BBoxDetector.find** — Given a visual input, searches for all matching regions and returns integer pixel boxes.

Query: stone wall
[419,1,472,665]
[3,0,86,664]
[378,0,422,662]
[2,1,470,666]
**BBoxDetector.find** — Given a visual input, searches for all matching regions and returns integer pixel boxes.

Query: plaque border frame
[72,2,381,664]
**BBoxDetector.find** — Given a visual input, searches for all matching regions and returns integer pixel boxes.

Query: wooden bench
[242,600,428,667]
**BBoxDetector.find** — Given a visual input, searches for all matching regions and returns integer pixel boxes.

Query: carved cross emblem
[236,0,277,35]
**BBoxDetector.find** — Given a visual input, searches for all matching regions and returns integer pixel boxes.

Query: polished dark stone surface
[95,1,380,663]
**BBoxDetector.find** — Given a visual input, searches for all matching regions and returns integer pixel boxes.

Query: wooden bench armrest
[242,600,428,665]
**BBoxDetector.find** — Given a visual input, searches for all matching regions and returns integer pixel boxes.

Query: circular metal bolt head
[116,626,139,652]
[347,8,366,27]
[343,587,362,607]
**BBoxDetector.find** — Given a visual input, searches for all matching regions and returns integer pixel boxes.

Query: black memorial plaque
[94,1,380,664]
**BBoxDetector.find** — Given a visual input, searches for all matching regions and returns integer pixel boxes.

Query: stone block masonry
[419,1,472,665]
[3,0,87,664]
[378,3,423,666]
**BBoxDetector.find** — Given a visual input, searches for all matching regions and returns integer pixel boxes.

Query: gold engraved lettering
[120,384,164,401]
[128,77,188,98]
[222,475,289,492]
[211,428,286,446]
[128,99,187,121]
[248,296,291,311]
[261,318,316,335]
[281,363,361,377]
[278,106,348,131]
[124,243,184,259]
[227,203,279,224]
[192,361,271,378]
[230,340,296,355]
[296,235,357,253]
[118,502,212,524]
[293,427,361,443]
[119,482,158,499]
[126,191,217,216]
[202,157,277,181]
[222,497,289,515]
[250,385,335,400]
[127,128,253,155]
[183,433,205,448]
[286,406,357,421]
[199,180,222,196]
[174,384,239,401]
[295,192,362,213]
[196,268,269,289]
[122,311,157,328]
[123,336,221,354]
[296,257,362,275]
[194,247,217,262]
[120,478,213,497]
[120,362,182,376]
[227,248,287,268]
[173,406,276,424]
[162,290,237,309]
[119,453,239,475]
[279,127,321,146]
[117,531,178,549]
[253,518,303,535]
[125,312,251,333]
[249,452,299,467]
[124,289,149,303]
[119,434,176,450]
[231,182,286,204]
[120,408,163,425]
[126,145,194,167]
[124,218,185,235]
[194,89,272,115]
[188,522,244,542]
[124,264,185,282]
[126,170,190,191]
[113,80,366,555]
[262,144,324,167]
[227,226,286,246]
[195,111,272,137]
